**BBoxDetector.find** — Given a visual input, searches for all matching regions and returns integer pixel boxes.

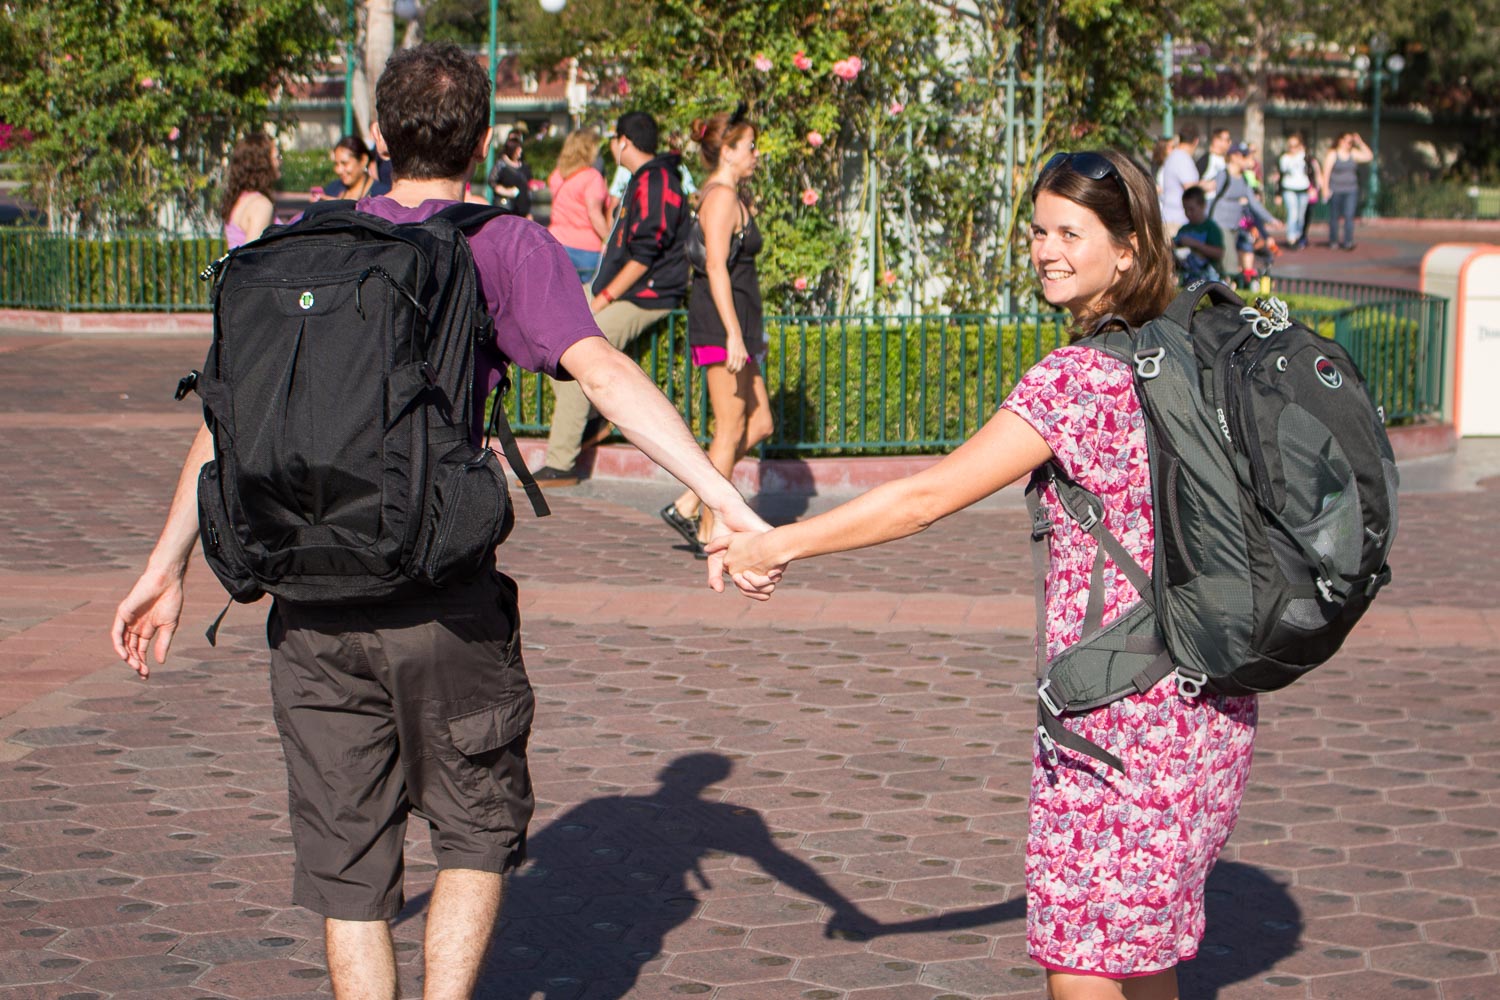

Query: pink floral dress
[1001,346,1258,977]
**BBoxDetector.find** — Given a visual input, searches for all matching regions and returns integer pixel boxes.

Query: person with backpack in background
[1171,184,1225,283]
[533,110,692,486]
[1211,142,1282,283]
[1196,127,1232,193]
[717,147,1398,999]
[111,43,771,1000]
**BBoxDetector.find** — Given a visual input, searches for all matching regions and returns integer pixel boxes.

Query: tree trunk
[1242,22,1271,162]
[365,0,395,136]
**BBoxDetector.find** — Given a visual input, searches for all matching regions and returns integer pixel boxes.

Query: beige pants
[542,298,671,471]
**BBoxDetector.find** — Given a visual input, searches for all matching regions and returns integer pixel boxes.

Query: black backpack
[179,202,548,629]
[1027,282,1398,772]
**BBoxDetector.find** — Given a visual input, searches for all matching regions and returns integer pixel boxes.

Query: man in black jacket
[535,110,690,484]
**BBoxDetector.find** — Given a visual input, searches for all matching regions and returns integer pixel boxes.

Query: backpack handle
[1165,280,1243,331]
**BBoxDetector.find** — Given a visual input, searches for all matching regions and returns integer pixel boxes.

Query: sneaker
[660,503,701,547]
[532,465,580,488]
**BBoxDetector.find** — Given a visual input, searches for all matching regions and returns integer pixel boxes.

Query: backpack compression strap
[1026,462,1175,773]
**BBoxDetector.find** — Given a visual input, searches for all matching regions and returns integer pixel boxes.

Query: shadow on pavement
[471,752,873,999]
[1178,860,1302,998]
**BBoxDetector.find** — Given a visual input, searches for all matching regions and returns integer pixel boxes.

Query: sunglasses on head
[1035,151,1128,198]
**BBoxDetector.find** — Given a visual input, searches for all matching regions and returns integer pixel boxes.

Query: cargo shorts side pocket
[443,691,536,837]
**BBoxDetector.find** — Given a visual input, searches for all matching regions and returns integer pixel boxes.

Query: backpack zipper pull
[199,251,231,282]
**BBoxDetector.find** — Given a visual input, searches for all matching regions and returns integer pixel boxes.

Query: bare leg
[421,868,502,1000]
[1045,967,1178,1000]
[326,918,398,1000]
[674,362,747,532]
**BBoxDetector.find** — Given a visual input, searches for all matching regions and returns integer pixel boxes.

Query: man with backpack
[533,110,691,486]
[111,43,770,1000]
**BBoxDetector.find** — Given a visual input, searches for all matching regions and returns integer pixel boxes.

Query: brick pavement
[0,330,1496,1000]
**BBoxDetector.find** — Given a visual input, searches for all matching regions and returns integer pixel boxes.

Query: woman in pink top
[546,128,610,281]
[221,135,280,249]
[718,150,1257,1000]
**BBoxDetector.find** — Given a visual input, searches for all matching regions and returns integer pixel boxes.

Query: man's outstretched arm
[557,336,779,598]
[111,424,214,678]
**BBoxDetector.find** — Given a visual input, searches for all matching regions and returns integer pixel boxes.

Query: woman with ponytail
[659,107,775,558]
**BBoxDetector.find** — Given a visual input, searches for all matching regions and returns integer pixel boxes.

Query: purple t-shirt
[356,196,602,430]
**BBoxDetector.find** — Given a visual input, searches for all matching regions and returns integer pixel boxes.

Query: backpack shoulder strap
[431,202,507,231]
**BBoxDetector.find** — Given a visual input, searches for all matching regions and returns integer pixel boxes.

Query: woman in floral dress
[716,149,1257,999]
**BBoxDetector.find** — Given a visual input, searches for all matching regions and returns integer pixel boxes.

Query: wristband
[599,288,615,304]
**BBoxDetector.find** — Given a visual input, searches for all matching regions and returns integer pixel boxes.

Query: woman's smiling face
[332,147,369,188]
[1029,190,1133,319]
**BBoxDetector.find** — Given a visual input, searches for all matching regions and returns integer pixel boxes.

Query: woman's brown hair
[220,134,279,222]
[692,108,755,173]
[554,128,600,180]
[1030,148,1176,334]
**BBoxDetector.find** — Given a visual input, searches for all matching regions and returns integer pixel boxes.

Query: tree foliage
[501,0,1211,311]
[0,0,337,232]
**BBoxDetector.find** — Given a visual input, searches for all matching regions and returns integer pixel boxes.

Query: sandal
[660,503,701,547]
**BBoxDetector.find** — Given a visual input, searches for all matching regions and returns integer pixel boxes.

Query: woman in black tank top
[659,108,776,557]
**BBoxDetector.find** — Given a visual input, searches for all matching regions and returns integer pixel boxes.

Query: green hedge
[0,230,225,311]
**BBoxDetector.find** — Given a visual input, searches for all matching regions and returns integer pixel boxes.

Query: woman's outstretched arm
[713,408,1052,584]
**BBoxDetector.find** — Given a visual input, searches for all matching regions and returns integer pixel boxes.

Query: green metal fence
[0,228,1446,448]
[0,229,225,312]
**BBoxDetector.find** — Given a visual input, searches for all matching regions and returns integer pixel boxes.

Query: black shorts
[267,571,534,920]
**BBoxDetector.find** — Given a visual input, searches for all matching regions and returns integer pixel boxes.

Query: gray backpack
[1028,282,1398,772]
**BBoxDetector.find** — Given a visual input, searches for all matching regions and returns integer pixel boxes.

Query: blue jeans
[562,245,601,283]
[1328,191,1358,248]
[1281,188,1309,245]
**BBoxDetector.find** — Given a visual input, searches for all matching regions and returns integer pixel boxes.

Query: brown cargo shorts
[266,570,535,920]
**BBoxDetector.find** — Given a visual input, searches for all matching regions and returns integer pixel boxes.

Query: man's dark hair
[1212,127,1231,141]
[615,111,659,155]
[1181,184,1207,207]
[1177,124,1199,145]
[375,43,491,181]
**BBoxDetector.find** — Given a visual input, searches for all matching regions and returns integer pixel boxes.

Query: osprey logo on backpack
[1314,356,1343,389]
[1027,282,1397,773]
[179,201,549,630]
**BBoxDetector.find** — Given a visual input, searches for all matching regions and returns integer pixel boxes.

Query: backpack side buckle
[1134,347,1164,379]
[1036,725,1059,767]
[1037,678,1064,717]
[1174,666,1208,699]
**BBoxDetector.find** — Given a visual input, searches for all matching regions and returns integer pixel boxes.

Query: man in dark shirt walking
[534,110,690,485]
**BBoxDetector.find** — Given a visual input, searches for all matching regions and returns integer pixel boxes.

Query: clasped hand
[706,527,786,601]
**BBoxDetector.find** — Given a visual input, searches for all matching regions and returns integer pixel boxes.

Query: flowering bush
[0,0,334,231]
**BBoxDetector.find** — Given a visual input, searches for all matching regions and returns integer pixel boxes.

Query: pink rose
[793,277,808,291]
[832,56,862,81]
[167,127,181,141]
[139,77,156,89]
[754,53,773,73]
[62,54,73,62]
[882,269,897,287]
[801,188,819,207]
[793,50,812,71]
[806,131,823,148]
[888,100,905,115]
[616,78,630,96]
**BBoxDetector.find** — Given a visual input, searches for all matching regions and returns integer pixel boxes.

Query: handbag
[684,183,746,275]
